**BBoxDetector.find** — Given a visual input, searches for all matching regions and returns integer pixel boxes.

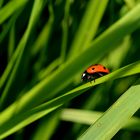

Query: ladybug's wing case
[87,65,109,74]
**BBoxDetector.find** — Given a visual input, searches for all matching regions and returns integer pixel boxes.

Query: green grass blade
[37,58,61,81]
[0,14,22,92]
[31,3,54,56]
[7,11,22,61]
[0,105,61,139]
[78,78,140,140]
[60,0,71,63]
[61,109,102,125]
[0,17,13,43]
[61,109,140,131]
[81,0,109,50]
[0,7,22,43]
[0,0,27,24]
[32,112,59,140]
[23,58,61,93]
[106,35,132,69]
[68,0,109,57]
[0,61,139,138]
[8,19,15,60]
[0,11,23,90]
[0,0,45,109]
[124,0,136,9]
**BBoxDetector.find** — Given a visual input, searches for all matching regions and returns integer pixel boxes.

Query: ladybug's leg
[90,75,95,83]
[90,78,94,83]
[85,75,92,83]
[97,72,104,77]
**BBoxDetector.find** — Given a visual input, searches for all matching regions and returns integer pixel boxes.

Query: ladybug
[82,64,110,82]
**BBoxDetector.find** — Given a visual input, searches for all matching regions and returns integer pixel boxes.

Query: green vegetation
[0,0,140,139]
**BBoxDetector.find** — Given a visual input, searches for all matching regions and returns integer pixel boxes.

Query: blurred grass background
[0,0,140,140]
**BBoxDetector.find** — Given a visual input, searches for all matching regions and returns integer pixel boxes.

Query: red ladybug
[82,64,110,82]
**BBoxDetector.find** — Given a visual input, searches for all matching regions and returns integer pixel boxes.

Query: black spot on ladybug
[92,68,95,70]
[94,64,98,65]
[103,66,106,69]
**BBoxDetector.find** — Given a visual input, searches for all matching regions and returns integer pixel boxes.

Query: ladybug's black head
[82,72,86,81]
[82,71,91,82]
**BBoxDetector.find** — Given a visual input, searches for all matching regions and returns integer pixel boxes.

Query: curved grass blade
[60,0,71,63]
[61,109,140,131]
[0,105,62,139]
[78,78,140,140]
[0,0,45,110]
[32,111,59,140]
[0,0,27,24]
[31,2,54,56]
[68,0,109,57]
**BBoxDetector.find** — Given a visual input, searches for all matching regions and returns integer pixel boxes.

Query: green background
[0,0,140,140]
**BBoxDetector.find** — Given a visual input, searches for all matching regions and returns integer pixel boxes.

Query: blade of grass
[1,3,140,114]
[31,2,54,56]
[105,35,132,69]
[0,8,24,91]
[60,0,71,63]
[61,109,140,132]
[61,109,102,125]
[32,112,60,140]
[0,105,62,139]
[81,0,109,50]
[0,0,45,110]
[30,2,54,74]
[22,58,61,94]
[68,0,109,57]
[0,11,20,43]
[8,19,15,60]
[37,58,61,81]
[0,0,28,24]
[78,78,140,140]
[0,18,12,42]
[124,0,136,9]
[0,61,139,138]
